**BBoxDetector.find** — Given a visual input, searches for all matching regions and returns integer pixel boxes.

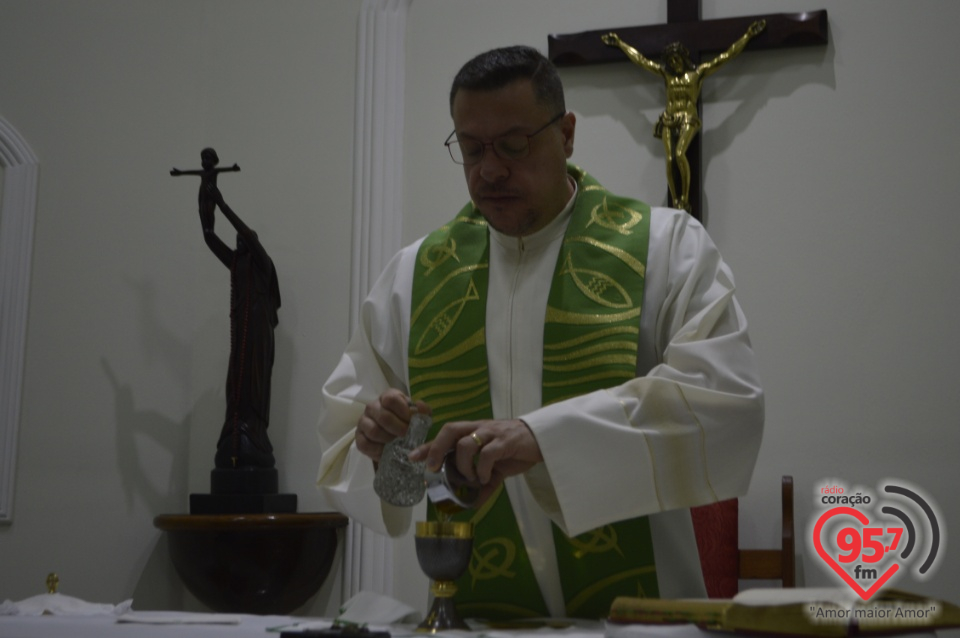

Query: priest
[317,45,763,620]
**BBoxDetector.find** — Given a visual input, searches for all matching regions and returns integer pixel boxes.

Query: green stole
[409,166,658,620]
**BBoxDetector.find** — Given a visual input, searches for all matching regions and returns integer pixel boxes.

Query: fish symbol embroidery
[560,253,632,309]
[415,278,481,355]
[588,197,643,235]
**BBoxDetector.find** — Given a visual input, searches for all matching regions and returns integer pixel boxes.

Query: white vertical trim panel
[344,0,411,599]
[0,114,40,523]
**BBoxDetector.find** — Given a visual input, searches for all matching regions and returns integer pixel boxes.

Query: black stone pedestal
[190,467,297,515]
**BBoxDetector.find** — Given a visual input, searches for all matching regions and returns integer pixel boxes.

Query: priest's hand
[356,389,430,463]
[409,419,544,505]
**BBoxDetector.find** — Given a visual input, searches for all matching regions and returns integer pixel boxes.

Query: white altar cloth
[0,612,286,637]
[0,614,946,638]
[0,615,723,638]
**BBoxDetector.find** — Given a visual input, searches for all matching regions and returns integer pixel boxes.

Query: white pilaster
[343,0,411,599]
[0,115,40,523]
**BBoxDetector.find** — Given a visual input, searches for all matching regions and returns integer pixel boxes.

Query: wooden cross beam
[548,1,828,222]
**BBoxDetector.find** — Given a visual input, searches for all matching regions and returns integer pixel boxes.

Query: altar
[0,608,949,638]
[0,613,703,638]
[0,613,894,638]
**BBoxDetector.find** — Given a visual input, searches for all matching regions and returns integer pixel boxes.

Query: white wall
[0,0,958,619]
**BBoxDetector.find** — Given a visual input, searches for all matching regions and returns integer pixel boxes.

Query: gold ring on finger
[470,432,485,449]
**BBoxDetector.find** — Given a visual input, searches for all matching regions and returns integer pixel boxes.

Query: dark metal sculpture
[171,149,280,471]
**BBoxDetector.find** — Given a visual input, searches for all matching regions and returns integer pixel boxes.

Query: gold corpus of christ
[601,20,765,214]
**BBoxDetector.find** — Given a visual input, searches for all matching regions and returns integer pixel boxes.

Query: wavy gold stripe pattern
[416,376,488,402]
[542,339,639,362]
[409,365,488,387]
[409,326,485,369]
[431,400,492,426]
[543,353,638,372]
[543,325,639,350]
[426,383,491,412]
[542,369,636,389]
[544,305,641,325]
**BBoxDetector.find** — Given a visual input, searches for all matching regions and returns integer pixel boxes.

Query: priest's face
[451,79,575,237]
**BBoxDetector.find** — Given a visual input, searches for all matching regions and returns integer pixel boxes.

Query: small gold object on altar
[46,572,59,594]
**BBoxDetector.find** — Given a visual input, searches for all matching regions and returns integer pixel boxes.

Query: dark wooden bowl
[154,512,348,614]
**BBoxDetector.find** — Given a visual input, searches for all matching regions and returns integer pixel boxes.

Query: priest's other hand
[356,388,430,463]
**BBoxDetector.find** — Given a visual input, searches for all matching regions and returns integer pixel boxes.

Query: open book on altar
[607,588,960,637]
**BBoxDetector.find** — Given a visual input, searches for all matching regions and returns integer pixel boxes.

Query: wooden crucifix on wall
[548,1,828,222]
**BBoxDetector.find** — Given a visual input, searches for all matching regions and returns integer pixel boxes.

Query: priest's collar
[489,175,578,253]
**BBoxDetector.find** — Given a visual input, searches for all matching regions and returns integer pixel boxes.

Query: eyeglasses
[444,112,566,165]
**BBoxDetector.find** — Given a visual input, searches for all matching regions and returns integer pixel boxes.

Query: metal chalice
[414,520,474,632]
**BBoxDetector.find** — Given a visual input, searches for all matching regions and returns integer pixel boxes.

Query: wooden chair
[690,475,795,598]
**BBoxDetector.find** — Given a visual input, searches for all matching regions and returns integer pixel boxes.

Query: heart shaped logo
[813,506,899,601]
